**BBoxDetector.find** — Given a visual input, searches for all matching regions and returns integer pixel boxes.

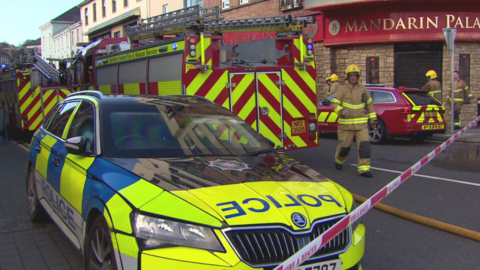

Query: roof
[25,38,41,46]
[52,7,80,22]
[77,0,94,7]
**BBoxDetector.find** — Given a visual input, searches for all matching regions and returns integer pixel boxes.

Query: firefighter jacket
[449,79,472,103]
[331,83,377,131]
[329,81,341,96]
[325,84,331,96]
[421,80,442,101]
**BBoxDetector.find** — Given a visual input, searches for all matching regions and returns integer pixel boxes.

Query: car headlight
[134,213,224,252]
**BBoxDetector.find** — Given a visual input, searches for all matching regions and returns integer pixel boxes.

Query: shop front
[311,4,480,121]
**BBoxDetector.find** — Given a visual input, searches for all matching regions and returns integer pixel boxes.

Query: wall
[442,42,480,122]
[203,0,308,20]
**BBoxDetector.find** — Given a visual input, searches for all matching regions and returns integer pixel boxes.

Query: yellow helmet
[345,64,361,79]
[330,74,339,82]
[325,76,331,82]
[426,70,437,80]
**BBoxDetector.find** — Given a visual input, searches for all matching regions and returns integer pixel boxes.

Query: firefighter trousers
[454,102,463,128]
[335,128,371,174]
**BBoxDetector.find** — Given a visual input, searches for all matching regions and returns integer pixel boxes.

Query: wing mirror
[65,136,91,156]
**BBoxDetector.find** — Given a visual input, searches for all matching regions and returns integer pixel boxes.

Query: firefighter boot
[360,171,373,178]
[335,162,343,170]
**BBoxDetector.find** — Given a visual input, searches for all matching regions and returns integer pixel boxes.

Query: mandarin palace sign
[324,12,480,45]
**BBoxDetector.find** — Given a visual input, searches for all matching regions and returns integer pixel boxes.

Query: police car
[27,91,365,270]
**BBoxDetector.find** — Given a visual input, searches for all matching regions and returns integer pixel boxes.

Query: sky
[0,0,82,46]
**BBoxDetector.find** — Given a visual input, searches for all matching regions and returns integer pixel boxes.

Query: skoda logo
[291,213,307,228]
[329,20,341,36]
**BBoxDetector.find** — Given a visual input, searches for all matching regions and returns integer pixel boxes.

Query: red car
[317,85,446,143]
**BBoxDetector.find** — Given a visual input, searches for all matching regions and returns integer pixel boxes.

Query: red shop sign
[324,11,480,46]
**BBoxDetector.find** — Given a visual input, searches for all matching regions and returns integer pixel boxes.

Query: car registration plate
[295,259,342,270]
[292,119,306,134]
[424,111,437,117]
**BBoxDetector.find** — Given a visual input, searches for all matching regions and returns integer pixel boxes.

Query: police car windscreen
[101,102,271,158]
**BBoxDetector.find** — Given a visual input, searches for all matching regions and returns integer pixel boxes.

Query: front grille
[224,218,351,267]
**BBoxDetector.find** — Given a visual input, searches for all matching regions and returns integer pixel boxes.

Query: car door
[52,100,97,249]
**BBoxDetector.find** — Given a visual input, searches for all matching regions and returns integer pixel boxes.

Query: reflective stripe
[358,165,370,172]
[366,97,373,105]
[327,112,338,123]
[334,106,343,114]
[454,98,464,102]
[342,102,365,109]
[318,112,329,122]
[336,158,346,164]
[368,112,376,119]
[468,94,473,97]
[429,90,441,93]
[332,98,341,104]
[338,117,368,124]
[454,89,464,92]
[105,194,133,234]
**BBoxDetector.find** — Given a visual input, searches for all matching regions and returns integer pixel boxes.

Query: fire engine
[2,5,319,149]
[0,50,74,135]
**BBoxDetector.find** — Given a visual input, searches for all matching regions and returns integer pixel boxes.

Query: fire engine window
[46,102,79,138]
[67,101,95,152]
[219,39,286,67]
[119,60,146,84]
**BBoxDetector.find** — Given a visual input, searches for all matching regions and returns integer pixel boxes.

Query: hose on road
[352,193,480,242]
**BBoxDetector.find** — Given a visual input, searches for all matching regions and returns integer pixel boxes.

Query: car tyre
[369,119,387,144]
[26,167,47,222]
[85,215,118,270]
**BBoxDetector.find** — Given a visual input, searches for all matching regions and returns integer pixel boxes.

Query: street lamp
[443,28,457,134]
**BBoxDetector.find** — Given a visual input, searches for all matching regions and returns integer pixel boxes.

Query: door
[228,72,284,148]
[257,72,283,148]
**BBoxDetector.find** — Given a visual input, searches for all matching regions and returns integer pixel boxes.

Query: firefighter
[325,76,332,97]
[447,71,475,129]
[329,74,341,95]
[421,70,442,101]
[331,64,377,178]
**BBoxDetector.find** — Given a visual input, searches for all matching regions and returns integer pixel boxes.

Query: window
[370,91,395,103]
[71,31,74,45]
[84,8,88,26]
[240,0,248,3]
[222,0,229,8]
[47,102,79,138]
[67,101,95,152]
[112,0,116,12]
[163,4,168,14]
[102,0,106,17]
[42,105,61,129]
[114,31,120,38]
[93,3,97,22]
[77,29,80,44]
[124,0,128,7]
[186,0,203,7]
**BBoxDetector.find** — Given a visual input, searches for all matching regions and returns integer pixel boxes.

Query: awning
[83,7,140,36]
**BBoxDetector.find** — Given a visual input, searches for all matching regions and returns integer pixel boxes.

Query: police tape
[274,115,480,270]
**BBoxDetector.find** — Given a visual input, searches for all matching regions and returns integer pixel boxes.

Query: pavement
[430,120,480,143]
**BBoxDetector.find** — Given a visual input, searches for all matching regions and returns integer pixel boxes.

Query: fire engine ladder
[32,53,60,84]
[11,49,60,83]
[126,5,315,41]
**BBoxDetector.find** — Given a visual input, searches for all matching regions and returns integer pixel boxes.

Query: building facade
[40,7,81,65]
[25,38,42,55]
[78,0,185,42]
[305,0,480,121]
[51,22,83,61]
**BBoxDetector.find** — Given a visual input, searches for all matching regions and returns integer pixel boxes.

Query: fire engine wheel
[26,167,46,222]
[85,216,118,270]
[369,119,387,144]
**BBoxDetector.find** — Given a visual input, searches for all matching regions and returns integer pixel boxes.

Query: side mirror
[65,136,90,156]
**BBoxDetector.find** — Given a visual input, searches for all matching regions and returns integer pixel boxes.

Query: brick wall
[204,0,308,20]
[442,42,479,122]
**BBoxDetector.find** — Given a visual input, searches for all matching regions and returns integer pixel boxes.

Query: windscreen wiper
[243,148,277,157]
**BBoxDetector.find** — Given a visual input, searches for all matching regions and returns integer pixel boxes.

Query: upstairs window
[93,3,97,22]
[102,0,106,17]
[163,4,168,14]
[222,0,229,9]
[112,0,116,12]
[84,8,88,26]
